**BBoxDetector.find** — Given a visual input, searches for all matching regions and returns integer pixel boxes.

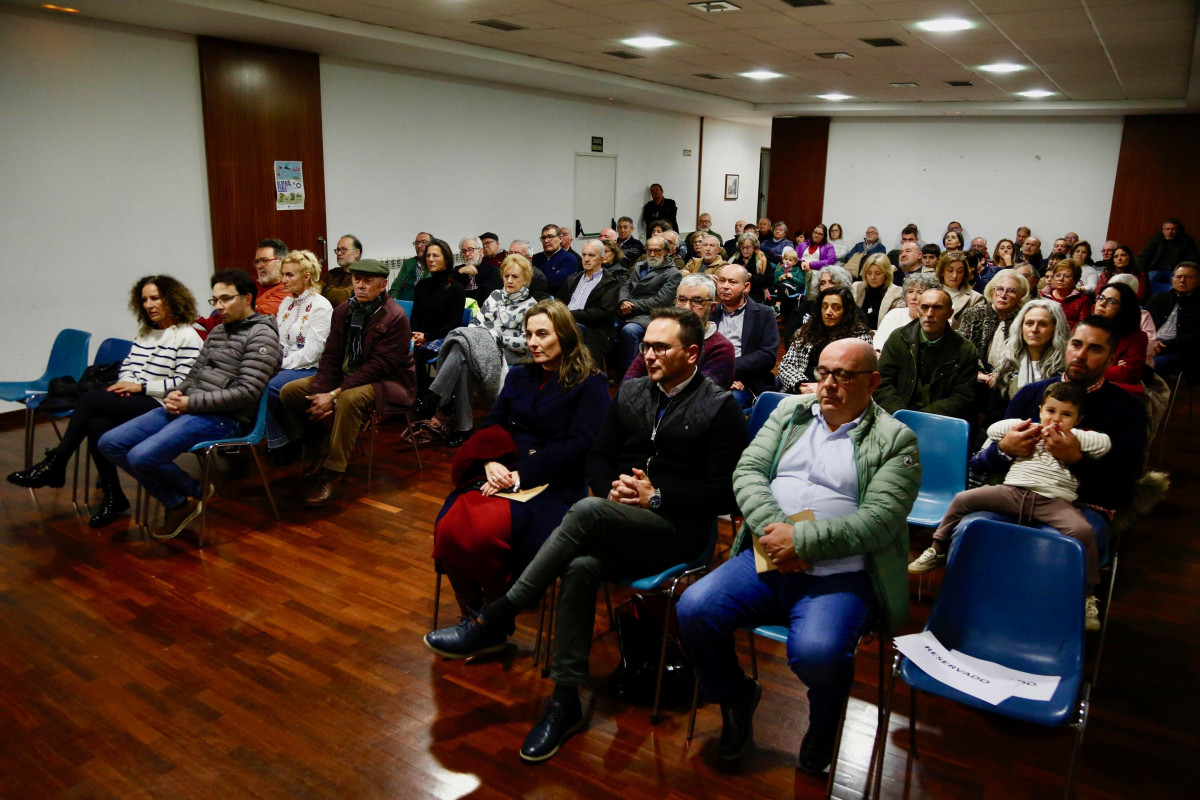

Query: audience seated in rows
[625,273,734,389]
[730,233,773,305]
[323,234,360,307]
[987,299,1068,422]
[713,264,779,400]
[852,254,903,331]
[559,240,621,367]
[873,272,941,353]
[1146,261,1199,379]
[778,286,872,394]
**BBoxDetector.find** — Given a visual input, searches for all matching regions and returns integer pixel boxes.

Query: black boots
[6,448,70,489]
[88,480,130,528]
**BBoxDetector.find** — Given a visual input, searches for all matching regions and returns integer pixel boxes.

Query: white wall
[822,117,1124,252]
[320,59,703,258]
[0,10,212,413]
[699,119,770,243]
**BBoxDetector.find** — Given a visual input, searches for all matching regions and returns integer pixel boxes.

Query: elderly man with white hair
[455,235,500,304]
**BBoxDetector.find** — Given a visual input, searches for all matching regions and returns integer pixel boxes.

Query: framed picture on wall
[724,174,739,201]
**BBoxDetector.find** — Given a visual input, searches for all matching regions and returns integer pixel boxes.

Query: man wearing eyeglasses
[388,232,433,304]
[616,235,682,375]
[454,235,500,304]
[425,307,748,763]
[623,273,734,388]
[99,269,282,541]
[874,288,979,423]
[323,234,362,307]
[253,237,291,316]
[531,225,579,294]
[677,337,919,773]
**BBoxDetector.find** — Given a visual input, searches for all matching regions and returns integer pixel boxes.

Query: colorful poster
[274,161,304,210]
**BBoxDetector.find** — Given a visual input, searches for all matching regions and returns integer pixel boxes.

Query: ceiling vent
[471,19,527,32]
[816,52,853,59]
[688,1,741,11]
[861,37,904,47]
[779,0,831,7]
[891,82,919,88]
[946,80,974,86]
[693,73,726,80]
[604,50,645,59]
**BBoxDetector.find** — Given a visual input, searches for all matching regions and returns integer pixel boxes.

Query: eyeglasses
[462,246,481,253]
[675,295,710,309]
[815,367,873,385]
[1095,295,1121,306]
[209,293,241,306]
[993,286,1021,297]
[334,247,355,254]
[412,239,430,247]
[540,234,560,241]
[253,257,280,266]
[646,247,665,254]
[638,341,676,356]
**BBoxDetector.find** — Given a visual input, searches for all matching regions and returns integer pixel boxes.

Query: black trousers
[53,389,160,490]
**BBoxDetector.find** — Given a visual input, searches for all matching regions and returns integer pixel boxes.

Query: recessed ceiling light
[917,18,972,32]
[979,63,1025,73]
[41,3,80,11]
[621,36,675,49]
[890,82,919,88]
[740,70,783,80]
[1017,89,1056,98]
[817,93,853,101]
[816,52,853,59]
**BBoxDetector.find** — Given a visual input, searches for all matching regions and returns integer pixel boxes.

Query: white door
[573,153,617,237]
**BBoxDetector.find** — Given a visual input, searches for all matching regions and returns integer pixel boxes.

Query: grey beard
[647,256,663,268]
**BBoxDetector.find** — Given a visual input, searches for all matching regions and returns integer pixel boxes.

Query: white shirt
[716,301,748,357]
[276,289,333,370]
[770,402,867,575]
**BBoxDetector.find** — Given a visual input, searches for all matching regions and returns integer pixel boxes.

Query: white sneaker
[908,547,947,574]
[1085,596,1101,632]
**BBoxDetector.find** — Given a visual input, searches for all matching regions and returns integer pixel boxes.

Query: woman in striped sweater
[7,275,202,528]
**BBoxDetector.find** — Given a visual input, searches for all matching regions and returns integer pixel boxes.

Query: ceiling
[13,0,1200,118]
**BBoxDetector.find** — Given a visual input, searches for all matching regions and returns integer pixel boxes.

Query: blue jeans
[617,321,646,375]
[98,407,241,508]
[267,368,315,448]
[677,549,876,732]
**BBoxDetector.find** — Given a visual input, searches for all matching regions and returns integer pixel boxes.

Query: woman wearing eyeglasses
[956,269,1031,389]
[7,275,202,528]
[1093,281,1147,394]
[778,286,873,394]
[432,300,610,620]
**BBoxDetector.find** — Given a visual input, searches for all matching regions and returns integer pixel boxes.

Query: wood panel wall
[766,117,830,235]
[1107,114,1200,253]
[198,37,327,277]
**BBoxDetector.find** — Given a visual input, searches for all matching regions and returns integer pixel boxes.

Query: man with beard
[845,226,886,262]
[616,235,682,374]
[455,235,500,304]
[323,234,361,307]
[253,237,290,316]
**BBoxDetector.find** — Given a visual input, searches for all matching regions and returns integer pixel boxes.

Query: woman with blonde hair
[432,299,611,619]
[266,250,333,458]
[852,252,904,329]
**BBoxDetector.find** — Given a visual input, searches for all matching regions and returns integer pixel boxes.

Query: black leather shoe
[88,490,130,528]
[798,725,837,774]
[719,675,762,761]
[520,695,584,763]
[304,471,343,507]
[7,449,69,489]
[424,615,507,659]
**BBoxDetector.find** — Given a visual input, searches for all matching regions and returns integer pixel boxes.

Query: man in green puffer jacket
[677,338,920,773]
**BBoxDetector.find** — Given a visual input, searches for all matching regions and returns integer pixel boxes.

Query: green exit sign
[591,136,603,152]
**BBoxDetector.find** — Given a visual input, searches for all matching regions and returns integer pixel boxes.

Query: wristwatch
[648,488,662,511]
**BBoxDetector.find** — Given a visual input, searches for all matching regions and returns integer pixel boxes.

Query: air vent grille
[861,37,904,47]
[471,19,527,32]
[604,50,645,59]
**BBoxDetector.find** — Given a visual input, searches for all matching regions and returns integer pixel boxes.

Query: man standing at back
[642,183,679,237]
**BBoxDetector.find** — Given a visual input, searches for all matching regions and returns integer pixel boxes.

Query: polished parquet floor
[1,396,1197,800]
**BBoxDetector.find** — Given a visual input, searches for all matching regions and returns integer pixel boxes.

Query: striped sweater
[118,324,203,403]
[988,418,1112,502]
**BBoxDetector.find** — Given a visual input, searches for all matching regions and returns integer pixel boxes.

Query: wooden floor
[1,397,1197,800]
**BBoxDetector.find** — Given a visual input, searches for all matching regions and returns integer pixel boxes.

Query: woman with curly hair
[777,286,873,393]
[7,275,202,528]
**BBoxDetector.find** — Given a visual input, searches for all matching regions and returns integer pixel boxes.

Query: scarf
[345,294,384,371]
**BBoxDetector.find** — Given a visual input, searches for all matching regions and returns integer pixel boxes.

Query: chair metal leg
[366,413,376,492]
[404,413,423,471]
[685,674,701,743]
[1093,553,1119,688]
[249,444,280,520]
[747,630,759,681]
[197,451,213,549]
[540,580,557,678]
[71,442,83,513]
[1063,683,1090,800]
[826,691,854,799]
[432,566,443,630]
[908,686,919,758]
[649,576,683,725]
[24,406,35,469]
[603,583,615,629]
[869,654,902,800]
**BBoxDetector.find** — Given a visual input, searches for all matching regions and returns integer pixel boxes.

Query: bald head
[826,337,877,372]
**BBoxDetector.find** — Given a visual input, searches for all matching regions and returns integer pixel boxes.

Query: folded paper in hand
[752,509,815,574]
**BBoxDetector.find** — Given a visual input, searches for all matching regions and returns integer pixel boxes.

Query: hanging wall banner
[274,161,305,210]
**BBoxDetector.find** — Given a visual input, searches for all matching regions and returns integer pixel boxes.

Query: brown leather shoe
[304,470,343,507]
[300,451,327,480]
[152,497,202,539]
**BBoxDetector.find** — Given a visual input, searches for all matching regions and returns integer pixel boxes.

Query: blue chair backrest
[245,388,270,444]
[893,408,968,494]
[747,391,789,438]
[461,307,473,326]
[41,329,92,384]
[398,300,413,318]
[930,518,1085,676]
[94,337,134,366]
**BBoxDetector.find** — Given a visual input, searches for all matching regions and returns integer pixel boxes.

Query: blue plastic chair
[0,328,91,468]
[869,519,1090,799]
[397,300,413,318]
[747,391,789,437]
[135,391,279,547]
[892,409,969,527]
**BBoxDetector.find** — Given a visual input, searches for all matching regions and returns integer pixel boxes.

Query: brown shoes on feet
[300,452,327,480]
[152,497,203,540]
[304,470,343,507]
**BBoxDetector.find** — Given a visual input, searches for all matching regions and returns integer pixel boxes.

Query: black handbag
[39,361,123,412]
[609,593,694,709]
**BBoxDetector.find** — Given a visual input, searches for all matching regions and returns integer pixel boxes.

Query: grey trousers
[429,342,474,433]
[506,496,705,687]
